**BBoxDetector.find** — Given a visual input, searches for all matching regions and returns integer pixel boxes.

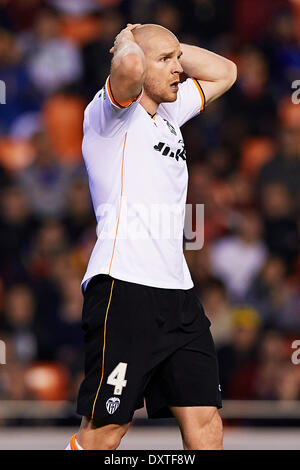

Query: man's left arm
[180,44,237,105]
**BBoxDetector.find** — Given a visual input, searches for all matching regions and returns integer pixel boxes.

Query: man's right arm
[109,24,146,107]
[84,24,146,137]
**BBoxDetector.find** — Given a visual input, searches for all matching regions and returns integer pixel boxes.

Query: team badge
[106,397,120,414]
[99,87,107,100]
[163,119,177,136]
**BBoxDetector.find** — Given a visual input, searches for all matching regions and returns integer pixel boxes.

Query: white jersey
[81,76,205,291]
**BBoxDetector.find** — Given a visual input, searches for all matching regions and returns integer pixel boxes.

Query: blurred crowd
[0,0,300,408]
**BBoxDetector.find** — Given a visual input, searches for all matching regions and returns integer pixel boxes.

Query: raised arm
[109,24,147,106]
[180,44,237,105]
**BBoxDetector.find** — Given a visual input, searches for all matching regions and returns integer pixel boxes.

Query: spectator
[48,0,99,16]
[253,330,291,400]
[23,8,83,94]
[0,184,39,284]
[230,47,277,136]
[275,363,300,400]
[245,256,288,327]
[217,306,261,399]
[51,273,84,376]
[260,182,300,269]
[200,276,234,348]
[17,131,72,217]
[0,29,40,133]
[27,218,69,280]
[0,284,40,363]
[210,210,268,301]
[61,179,94,244]
[257,127,300,203]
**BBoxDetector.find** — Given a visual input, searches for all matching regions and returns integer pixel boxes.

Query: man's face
[140,32,183,104]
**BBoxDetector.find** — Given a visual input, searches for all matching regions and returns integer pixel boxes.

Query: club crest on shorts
[106,397,120,414]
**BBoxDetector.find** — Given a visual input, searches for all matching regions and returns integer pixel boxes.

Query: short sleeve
[160,77,205,128]
[84,76,143,137]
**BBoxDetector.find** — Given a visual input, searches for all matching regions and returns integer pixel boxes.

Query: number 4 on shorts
[107,362,128,395]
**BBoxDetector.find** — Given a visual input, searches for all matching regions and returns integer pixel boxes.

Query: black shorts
[76,274,222,424]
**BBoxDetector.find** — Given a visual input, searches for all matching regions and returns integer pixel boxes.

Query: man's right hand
[109,23,145,107]
[109,23,141,55]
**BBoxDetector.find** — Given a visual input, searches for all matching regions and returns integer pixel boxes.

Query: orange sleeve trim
[108,132,127,275]
[91,279,115,420]
[70,434,79,450]
[106,77,142,109]
[192,78,206,112]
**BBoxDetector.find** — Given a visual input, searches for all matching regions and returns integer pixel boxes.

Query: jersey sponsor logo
[106,397,120,414]
[154,139,187,161]
[163,118,177,136]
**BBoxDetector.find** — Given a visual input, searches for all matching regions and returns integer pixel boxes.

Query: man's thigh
[145,328,222,419]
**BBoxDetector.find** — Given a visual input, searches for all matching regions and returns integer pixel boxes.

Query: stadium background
[0,0,300,449]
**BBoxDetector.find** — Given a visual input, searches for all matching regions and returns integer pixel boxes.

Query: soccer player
[65,23,237,451]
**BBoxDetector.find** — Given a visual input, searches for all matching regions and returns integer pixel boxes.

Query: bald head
[132,24,178,54]
[129,23,182,106]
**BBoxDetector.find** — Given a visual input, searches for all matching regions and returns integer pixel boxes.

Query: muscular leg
[76,416,131,450]
[170,406,223,450]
